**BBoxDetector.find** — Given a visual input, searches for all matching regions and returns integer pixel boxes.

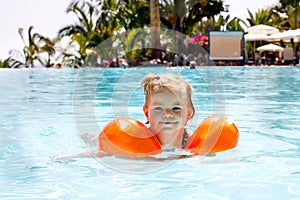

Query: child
[53,73,195,159]
[141,73,195,151]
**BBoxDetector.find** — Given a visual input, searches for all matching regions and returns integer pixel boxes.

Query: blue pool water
[0,66,300,199]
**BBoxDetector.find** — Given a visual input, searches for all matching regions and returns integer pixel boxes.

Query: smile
[160,121,177,124]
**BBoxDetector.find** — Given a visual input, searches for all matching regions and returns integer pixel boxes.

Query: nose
[163,108,173,118]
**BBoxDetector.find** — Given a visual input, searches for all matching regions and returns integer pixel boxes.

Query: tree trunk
[150,0,161,59]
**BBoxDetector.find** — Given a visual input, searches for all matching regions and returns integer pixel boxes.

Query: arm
[51,150,110,161]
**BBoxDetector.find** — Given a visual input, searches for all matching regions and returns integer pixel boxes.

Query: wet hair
[141,73,195,118]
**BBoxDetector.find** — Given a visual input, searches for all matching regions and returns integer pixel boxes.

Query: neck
[155,128,185,148]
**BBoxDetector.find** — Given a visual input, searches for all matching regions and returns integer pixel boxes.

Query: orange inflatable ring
[185,116,239,154]
[98,116,238,157]
[98,117,162,158]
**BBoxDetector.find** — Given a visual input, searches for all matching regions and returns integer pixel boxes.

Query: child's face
[144,90,193,136]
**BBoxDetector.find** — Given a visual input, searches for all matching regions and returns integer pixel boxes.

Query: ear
[143,105,149,119]
[187,107,194,120]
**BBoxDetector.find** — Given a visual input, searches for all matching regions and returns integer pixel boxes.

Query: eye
[172,106,182,111]
[154,106,163,111]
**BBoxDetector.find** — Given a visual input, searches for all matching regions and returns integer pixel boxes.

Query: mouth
[160,121,177,124]
[159,122,177,128]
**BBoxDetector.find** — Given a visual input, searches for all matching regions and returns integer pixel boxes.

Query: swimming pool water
[0,66,300,199]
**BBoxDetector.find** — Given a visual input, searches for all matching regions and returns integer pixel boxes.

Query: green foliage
[124,29,148,61]
[5,0,296,66]
[160,0,224,35]
[58,1,102,66]
[276,1,300,29]
[116,0,150,30]
[246,0,300,30]
[247,8,275,26]
[279,0,300,8]
[0,57,10,68]
[58,0,122,66]
[227,17,247,31]
[0,57,26,68]
[13,26,56,68]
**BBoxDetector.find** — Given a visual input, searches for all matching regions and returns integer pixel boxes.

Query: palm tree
[121,28,149,65]
[38,36,57,67]
[150,0,161,59]
[58,0,100,66]
[116,0,150,30]
[96,0,121,38]
[285,7,300,29]
[227,17,247,31]
[274,0,300,29]
[17,26,55,68]
[112,0,150,60]
[159,0,224,35]
[159,0,187,32]
[0,56,25,68]
[18,26,41,68]
[246,8,276,27]
[0,57,10,68]
[58,0,126,66]
[279,0,300,28]
[215,15,246,31]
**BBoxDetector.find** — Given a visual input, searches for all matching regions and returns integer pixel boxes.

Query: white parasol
[246,24,279,35]
[257,44,284,51]
[245,33,271,41]
[270,29,300,41]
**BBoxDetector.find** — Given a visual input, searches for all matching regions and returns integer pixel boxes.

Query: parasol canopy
[270,29,300,41]
[257,43,283,52]
[246,24,279,35]
[245,33,271,41]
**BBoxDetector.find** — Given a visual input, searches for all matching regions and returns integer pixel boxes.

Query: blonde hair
[141,73,195,118]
